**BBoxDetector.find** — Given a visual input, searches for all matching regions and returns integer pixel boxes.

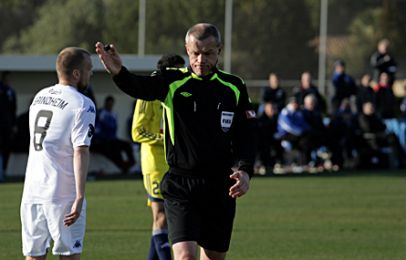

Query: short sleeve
[71,101,96,147]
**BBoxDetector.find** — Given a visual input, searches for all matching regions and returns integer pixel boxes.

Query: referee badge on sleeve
[221,111,234,132]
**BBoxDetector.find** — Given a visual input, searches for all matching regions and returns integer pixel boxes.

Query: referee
[96,23,257,260]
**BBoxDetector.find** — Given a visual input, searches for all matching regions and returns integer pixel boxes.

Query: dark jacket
[331,72,356,107]
[113,66,257,177]
[356,85,376,113]
[358,113,386,135]
[293,85,326,113]
[0,81,17,151]
[262,87,286,111]
[370,51,397,85]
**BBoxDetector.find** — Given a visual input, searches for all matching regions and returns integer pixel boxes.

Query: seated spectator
[401,96,406,118]
[257,102,283,173]
[327,98,360,168]
[373,72,396,119]
[293,71,326,113]
[356,73,375,114]
[261,73,286,112]
[92,95,135,174]
[331,59,357,114]
[275,97,315,165]
[303,94,325,136]
[302,94,330,164]
[357,102,404,168]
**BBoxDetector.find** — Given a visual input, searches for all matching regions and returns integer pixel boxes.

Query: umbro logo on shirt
[180,92,192,97]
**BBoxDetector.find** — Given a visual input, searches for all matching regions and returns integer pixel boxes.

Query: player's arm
[64,145,89,226]
[132,100,164,145]
[64,103,96,226]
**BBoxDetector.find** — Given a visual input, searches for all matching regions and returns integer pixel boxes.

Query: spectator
[401,96,406,118]
[293,71,326,113]
[0,71,17,182]
[303,95,326,143]
[370,38,397,86]
[261,73,286,112]
[328,98,360,168]
[356,73,375,114]
[257,101,283,173]
[373,72,396,119]
[92,95,135,174]
[331,59,357,114]
[12,109,30,153]
[275,97,314,165]
[357,102,404,168]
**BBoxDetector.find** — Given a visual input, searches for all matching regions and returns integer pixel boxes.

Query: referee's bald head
[185,23,222,46]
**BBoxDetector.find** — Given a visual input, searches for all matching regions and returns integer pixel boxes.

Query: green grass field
[1,172,406,259]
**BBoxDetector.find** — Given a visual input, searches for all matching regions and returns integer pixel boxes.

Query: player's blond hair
[56,47,91,79]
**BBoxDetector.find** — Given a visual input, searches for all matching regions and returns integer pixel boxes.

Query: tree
[0,0,46,53]
[2,0,104,54]
[102,0,139,53]
[232,0,318,79]
[145,0,225,55]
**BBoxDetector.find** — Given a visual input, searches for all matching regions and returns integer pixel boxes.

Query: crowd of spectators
[1,39,405,179]
[255,38,405,174]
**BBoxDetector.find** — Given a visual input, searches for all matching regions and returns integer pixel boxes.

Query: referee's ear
[217,43,223,55]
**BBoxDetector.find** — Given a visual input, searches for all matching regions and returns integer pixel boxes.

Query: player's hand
[229,170,250,198]
[64,198,84,227]
[95,42,122,76]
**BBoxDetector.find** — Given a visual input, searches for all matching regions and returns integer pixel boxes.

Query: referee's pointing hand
[229,171,250,198]
[95,42,122,76]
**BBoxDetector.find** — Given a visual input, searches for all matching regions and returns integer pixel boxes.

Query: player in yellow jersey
[132,54,185,260]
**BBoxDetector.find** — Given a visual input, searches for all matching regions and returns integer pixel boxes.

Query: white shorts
[20,200,86,257]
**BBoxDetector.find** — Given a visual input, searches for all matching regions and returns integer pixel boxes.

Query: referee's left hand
[229,170,250,198]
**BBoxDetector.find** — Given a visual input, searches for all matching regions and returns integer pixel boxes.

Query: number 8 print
[33,110,53,151]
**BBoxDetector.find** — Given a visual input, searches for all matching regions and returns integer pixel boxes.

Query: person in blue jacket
[275,96,315,165]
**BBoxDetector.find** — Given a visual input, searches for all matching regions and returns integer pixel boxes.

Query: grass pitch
[1,171,405,259]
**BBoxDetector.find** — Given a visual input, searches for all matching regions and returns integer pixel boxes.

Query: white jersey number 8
[33,110,53,151]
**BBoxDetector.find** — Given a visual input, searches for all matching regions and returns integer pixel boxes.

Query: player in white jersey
[20,47,95,260]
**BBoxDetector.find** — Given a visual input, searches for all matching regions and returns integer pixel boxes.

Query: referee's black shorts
[160,169,236,252]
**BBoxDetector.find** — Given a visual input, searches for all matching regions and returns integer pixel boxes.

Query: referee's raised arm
[95,42,167,102]
[95,42,122,75]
